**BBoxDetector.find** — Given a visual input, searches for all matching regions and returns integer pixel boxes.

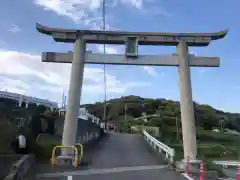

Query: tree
[83,96,239,133]
[42,108,59,135]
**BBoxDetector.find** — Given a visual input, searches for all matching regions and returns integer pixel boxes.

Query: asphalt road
[35,133,187,180]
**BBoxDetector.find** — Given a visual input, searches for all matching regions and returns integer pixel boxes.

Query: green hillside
[81,95,240,132]
[82,95,240,161]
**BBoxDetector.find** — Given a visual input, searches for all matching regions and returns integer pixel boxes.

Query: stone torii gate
[36,23,228,159]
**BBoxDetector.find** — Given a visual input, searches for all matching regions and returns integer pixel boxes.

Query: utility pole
[102,0,107,130]
[124,103,127,121]
[176,116,179,141]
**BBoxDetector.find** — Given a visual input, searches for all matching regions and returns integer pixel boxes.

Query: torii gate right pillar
[177,40,197,160]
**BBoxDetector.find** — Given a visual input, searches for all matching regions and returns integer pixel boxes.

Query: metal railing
[142,130,175,163]
[184,159,240,168]
[75,143,84,161]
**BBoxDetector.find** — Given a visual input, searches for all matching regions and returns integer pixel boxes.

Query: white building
[58,107,101,125]
[0,90,58,108]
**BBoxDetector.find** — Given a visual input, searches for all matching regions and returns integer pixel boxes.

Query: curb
[4,154,35,180]
[181,173,195,180]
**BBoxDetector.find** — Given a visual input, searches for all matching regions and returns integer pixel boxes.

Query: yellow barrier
[75,143,84,160]
[51,145,78,168]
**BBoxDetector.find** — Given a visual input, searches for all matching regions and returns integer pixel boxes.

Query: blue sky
[0,0,240,113]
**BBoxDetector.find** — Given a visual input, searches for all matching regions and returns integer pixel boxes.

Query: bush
[160,126,240,145]
[0,119,20,154]
[168,144,239,161]
[170,144,184,161]
[28,133,60,159]
[202,157,227,177]
[196,130,239,144]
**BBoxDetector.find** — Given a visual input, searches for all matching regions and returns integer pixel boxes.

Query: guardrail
[213,161,240,168]
[185,159,240,168]
[142,130,175,163]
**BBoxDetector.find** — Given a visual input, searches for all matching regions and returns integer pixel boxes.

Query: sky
[0,0,240,113]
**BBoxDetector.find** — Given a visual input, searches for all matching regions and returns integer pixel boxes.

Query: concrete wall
[54,117,100,144]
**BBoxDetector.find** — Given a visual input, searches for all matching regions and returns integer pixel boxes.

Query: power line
[102,0,107,128]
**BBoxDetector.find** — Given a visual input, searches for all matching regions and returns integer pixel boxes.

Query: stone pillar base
[176,159,202,173]
[53,155,82,167]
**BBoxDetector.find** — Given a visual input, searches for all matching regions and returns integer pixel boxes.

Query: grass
[158,127,240,161]
[202,158,227,178]
[29,133,61,160]
[171,144,240,161]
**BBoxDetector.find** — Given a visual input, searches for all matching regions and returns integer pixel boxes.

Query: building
[0,90,58,108]
[58,107,101,125]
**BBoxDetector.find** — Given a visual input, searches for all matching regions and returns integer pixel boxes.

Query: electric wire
[102,0,107,128]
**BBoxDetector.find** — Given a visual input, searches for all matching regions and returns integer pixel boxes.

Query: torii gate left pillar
[61,37,85,155]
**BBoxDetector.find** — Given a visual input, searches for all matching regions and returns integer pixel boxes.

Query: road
[34,133,187,180]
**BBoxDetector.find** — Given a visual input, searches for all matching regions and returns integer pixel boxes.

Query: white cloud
[9,24,21,33]
[0,50,151,104]
[96,45,162,78]
[121,0,143,9]
[142,66,159,77]
[34,0,102,28]
[96,44,121,54]
[34,0,122,29]
[190,51,197,56]
[199,69,206,73]
[34,0,167,29]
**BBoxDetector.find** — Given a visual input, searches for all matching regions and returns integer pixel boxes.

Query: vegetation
[82,95,240,161]
[1,95,240,161]
[81,95,240,132]
[0,97,59,156]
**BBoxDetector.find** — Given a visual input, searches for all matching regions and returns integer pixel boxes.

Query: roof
[36,23,228,46]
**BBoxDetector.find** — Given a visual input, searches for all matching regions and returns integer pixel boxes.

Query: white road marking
[37,165,168,178]
[67,176,72,180]
[181,173,195,180]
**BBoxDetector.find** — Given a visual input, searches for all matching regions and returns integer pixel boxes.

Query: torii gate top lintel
[36,23,228,46]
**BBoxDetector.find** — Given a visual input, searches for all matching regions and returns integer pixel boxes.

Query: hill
[1,95,239,132]
[81,95,240,132]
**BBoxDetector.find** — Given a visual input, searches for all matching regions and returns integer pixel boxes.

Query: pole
[102,0,107,130]
[200,161,204,180]
[237,164,240,180]
[124,104,127,121]
[61,37,85,155]
[186,156,189,176]
[176,117,179,141]
[61,90,64,108]
[177,40,197,160]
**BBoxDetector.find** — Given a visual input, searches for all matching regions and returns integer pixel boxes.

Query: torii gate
[36,23,228,160]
